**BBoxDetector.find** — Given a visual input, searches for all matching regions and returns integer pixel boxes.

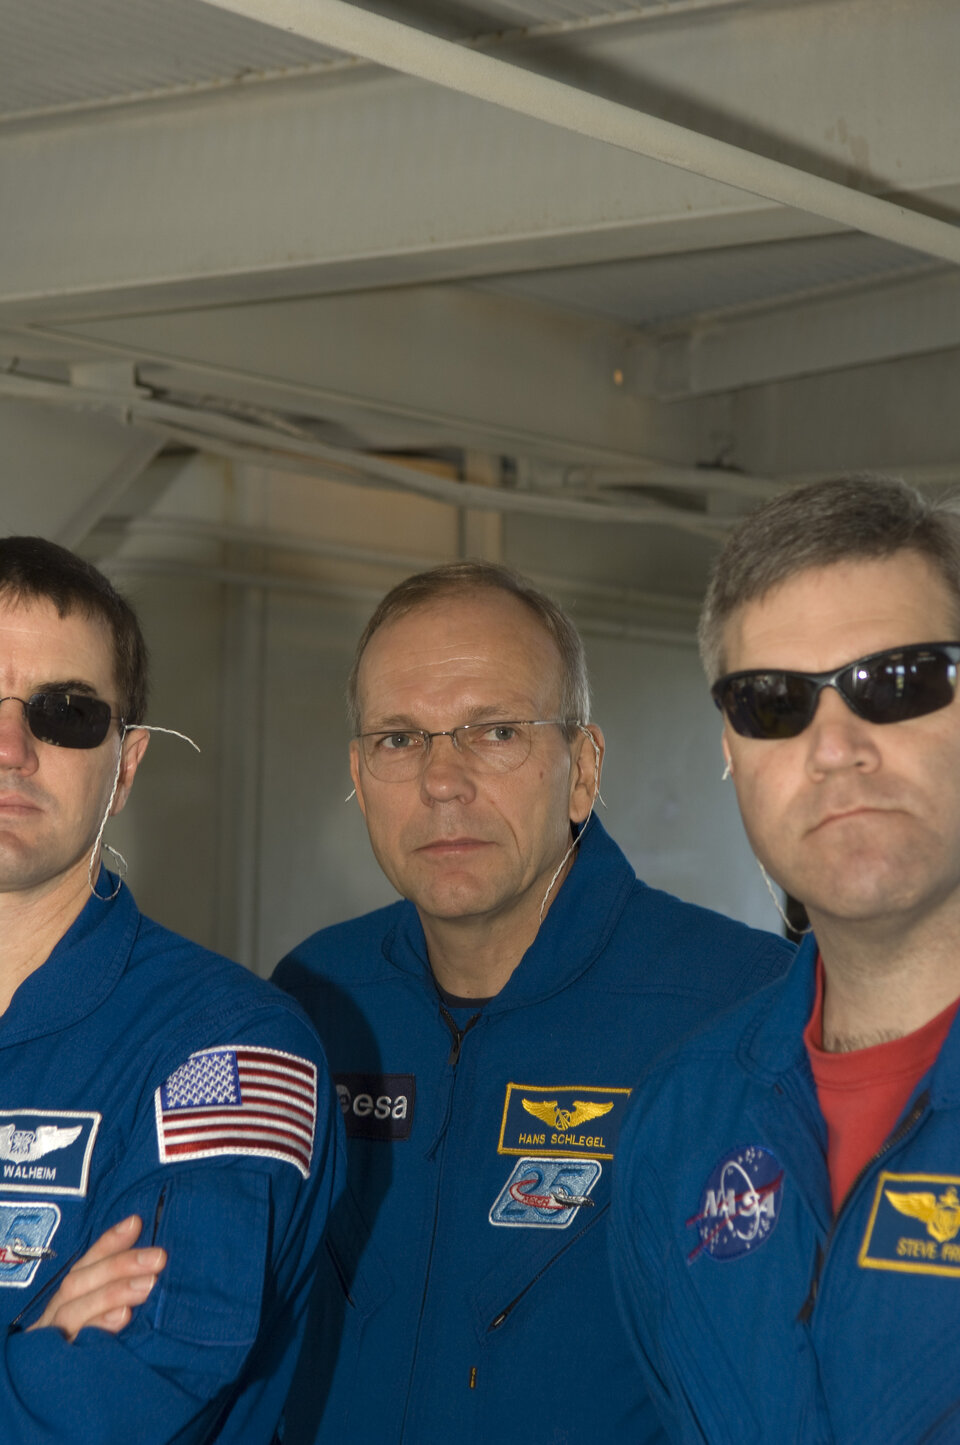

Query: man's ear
[110,729,150,816]
[349,740,367,818]
[721,733,733,778]
[569,724,604,825]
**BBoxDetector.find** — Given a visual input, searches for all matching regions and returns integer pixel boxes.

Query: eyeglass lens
[360,721,539,780]
[716,645,960,740]
[14,692,114,749]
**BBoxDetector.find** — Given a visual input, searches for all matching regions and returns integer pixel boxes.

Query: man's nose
[804,685,881,775]
[0,697,38,770]
[419,732,477,801]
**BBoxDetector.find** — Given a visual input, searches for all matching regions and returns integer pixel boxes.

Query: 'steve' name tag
[335,1073,415,1140]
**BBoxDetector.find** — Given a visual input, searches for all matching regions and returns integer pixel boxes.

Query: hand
[28,1214,167,1342]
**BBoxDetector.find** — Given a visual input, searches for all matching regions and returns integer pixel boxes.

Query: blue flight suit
[276,819,791,1444]
[612,934,960,1444]
[0,878,343,1444]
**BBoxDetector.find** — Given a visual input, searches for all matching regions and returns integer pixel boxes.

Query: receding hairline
[353,585,567,714]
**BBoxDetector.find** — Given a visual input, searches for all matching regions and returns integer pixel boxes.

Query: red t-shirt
[804,959,960,1213]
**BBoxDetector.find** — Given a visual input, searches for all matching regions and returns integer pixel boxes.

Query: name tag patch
[335,1073,415,1140]
[860,1172,960,1277]
[490,1157,601,1229]
[0,1201,61,1288]
[0,1111,100,1197]
[497,1083,630,1159]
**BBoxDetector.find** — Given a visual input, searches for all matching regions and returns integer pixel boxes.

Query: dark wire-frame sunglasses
[0,691,120,749]
[711,641,960,740]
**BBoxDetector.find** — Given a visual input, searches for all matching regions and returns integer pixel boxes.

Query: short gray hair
[347,561,591,733]
[699,474,960,681]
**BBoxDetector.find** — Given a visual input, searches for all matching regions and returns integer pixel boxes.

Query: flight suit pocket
[325,1180,395,1319]
[152,1168,267,1348]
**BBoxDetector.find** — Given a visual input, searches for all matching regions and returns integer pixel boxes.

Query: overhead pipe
[0,369,728,536]
[197,0,960,267]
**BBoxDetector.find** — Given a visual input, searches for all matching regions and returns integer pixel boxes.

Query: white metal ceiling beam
[26,284,705,474]
[2,0,959,318]
[196,0,960,267]
[633,267,960,399]
[0,369,733,536]
[0,395,162,539]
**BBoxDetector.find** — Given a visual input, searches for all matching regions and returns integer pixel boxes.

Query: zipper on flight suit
[797,1090,929,1321]
[487,1205,608,1332]
[399,1003,482,1436]
[439,1003,481,1066]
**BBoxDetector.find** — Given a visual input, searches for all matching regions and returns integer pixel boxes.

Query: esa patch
[0,1110,100,1197]
[334,1073,415,1141]
[156,1046,317,1178]
[497,1083,631,1159]
[687,1145,784,1263]
[0,1201,60,1287]
[859,1171,960,1277]
[489,1157,602,1228]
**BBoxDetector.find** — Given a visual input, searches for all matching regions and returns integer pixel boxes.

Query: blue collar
[0,876,138,1048]
[384,817,637,1009]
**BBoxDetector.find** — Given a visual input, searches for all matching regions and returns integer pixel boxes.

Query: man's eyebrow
[364,704,535,731]
[35,680,102,697]
[362,715,423,732]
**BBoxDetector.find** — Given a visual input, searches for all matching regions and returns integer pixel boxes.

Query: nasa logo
[489,1157,602,1229]
[687,1145,784,1263]
[334,1073,415,1141]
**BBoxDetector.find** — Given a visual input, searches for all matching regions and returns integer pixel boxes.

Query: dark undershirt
[434,983,494,1011]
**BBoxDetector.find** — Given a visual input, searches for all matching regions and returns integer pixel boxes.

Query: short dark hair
[699,475,960,681]
[347,561,590,733]
[0,536,148,723]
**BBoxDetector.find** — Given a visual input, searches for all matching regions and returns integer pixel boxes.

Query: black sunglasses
[0,691,118,749]
[712,642,960,740]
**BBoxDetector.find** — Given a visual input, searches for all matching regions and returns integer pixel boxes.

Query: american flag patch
[155,1046,317,1178]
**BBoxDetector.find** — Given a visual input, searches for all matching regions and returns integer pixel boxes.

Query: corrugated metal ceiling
[0,0,344,121]
[479,233,935,328]
[0,0,733,122]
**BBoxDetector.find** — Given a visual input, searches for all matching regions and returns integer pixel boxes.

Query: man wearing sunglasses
[0,536,342,1442]
[273,562,791,1445]
[612,475,960,1444]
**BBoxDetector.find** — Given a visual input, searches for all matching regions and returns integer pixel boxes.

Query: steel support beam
[198,0,960,266]
[634,267,960,398]
[1,0,959,318]
[0,396,163,539]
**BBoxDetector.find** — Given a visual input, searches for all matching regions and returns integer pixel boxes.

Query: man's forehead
[721,552,958,672]
[357,593,562,707]
[0,593,113,681]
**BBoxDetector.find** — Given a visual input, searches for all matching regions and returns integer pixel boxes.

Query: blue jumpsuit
[612,934,960,1445]
[275,819,791,1444]
[0,878,343,1444]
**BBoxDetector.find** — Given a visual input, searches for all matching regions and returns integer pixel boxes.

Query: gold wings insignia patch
[885,1186,960,1244]
[522,1098,615,1131]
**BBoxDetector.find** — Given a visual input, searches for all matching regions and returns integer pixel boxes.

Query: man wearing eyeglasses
[0,536,342,1442]
[274,561,791,1445]
[612,475,960,1444]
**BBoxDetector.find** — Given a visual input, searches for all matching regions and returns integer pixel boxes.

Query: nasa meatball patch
[687,1145,785,1263]
[335,1073,415,1140]
[0,1111,100,1198]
